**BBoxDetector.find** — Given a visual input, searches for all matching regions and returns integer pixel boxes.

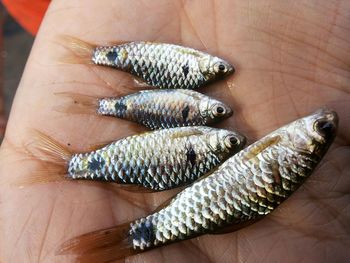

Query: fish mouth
[314,107,339,130]
[311,108,339,150]
[232,131,247,149]
[239,134,247,148]
[226,106,234,118]
[227,64,235,75]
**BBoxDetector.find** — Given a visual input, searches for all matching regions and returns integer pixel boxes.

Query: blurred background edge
[0,0,50,142]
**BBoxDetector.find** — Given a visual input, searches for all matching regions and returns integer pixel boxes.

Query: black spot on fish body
[115,101,127,113]
[182,64,189,77]
[88,156,105,171]
[182,105,190,122]
[186,147,196,166]
[131,221,155,247]
[106,51,118,62]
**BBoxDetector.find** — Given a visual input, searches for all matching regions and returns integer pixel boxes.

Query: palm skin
[0,0,349,262]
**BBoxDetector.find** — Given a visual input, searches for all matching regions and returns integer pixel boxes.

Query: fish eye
[225,135,239,148]
[218,64,226,71]
[216,106,224,114]
[315,120,335,139]
[213,105,226,116]
[229,136,238,145]
[214,62,227,74]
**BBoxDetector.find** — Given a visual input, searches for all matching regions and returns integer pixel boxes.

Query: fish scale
[67,126,245,191]
[92,42,234,89]
[122,109,338,250]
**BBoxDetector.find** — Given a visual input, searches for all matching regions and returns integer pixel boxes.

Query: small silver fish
[33,126,246,191]
[59,89,233,130]
[63,37,234,89]
[97,89,233,129]
[59,108,338,262]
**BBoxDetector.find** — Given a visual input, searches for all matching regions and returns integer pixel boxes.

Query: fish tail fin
[58,35,96,64]
[55,92,99,115]
[31,130,72,164]
[12,130,73,186]
[58,223,136,262]
[14,163,69,186]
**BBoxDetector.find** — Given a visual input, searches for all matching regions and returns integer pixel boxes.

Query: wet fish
[62,36,234,89]
[59,108,338,261]
[31,126,245,191]
[61,89,233,129]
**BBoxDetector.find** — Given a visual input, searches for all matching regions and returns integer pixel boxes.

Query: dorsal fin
[169,128,204,139]
[243,135,281,161]
[179,90,205,100]
[175,46,202,57]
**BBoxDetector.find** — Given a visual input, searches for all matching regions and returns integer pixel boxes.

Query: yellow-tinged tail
[58,35,96,65]
[14,131,73,186]
[58,223,137,262]
[32,131,72,163]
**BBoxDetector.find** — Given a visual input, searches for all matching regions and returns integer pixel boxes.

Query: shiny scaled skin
[97,89,233,129]
[92,42,234,89]
[67,127,246,190]
[127,109,338,250]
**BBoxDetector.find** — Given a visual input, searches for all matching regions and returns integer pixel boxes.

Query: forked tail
[58,35,96,65]
[58,223,137,262]
[33,131,72,163]
[14,131,73,186]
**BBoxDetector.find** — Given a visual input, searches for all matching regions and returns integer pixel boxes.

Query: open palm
[0,0,349,262]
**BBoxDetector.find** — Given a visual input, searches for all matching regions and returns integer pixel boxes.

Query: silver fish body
[97,89,233,129]
[127,109,338,250]
[67,126,246,191]
[92,42,234,89]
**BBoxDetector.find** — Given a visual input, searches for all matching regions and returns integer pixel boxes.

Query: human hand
[0,0,349,262]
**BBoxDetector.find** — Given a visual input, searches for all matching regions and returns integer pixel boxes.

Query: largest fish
[58,108,338,262]
[62,36,234,89]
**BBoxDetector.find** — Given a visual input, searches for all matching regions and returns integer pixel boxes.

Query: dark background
[0,3,34,140]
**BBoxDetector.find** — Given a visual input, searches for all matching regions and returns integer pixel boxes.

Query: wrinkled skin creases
[0,1,349,263]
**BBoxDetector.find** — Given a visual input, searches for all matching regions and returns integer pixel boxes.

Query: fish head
[208,129,246,158]
[282,108,338,158]
[199,98,233,124]
[199,56,235,82]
